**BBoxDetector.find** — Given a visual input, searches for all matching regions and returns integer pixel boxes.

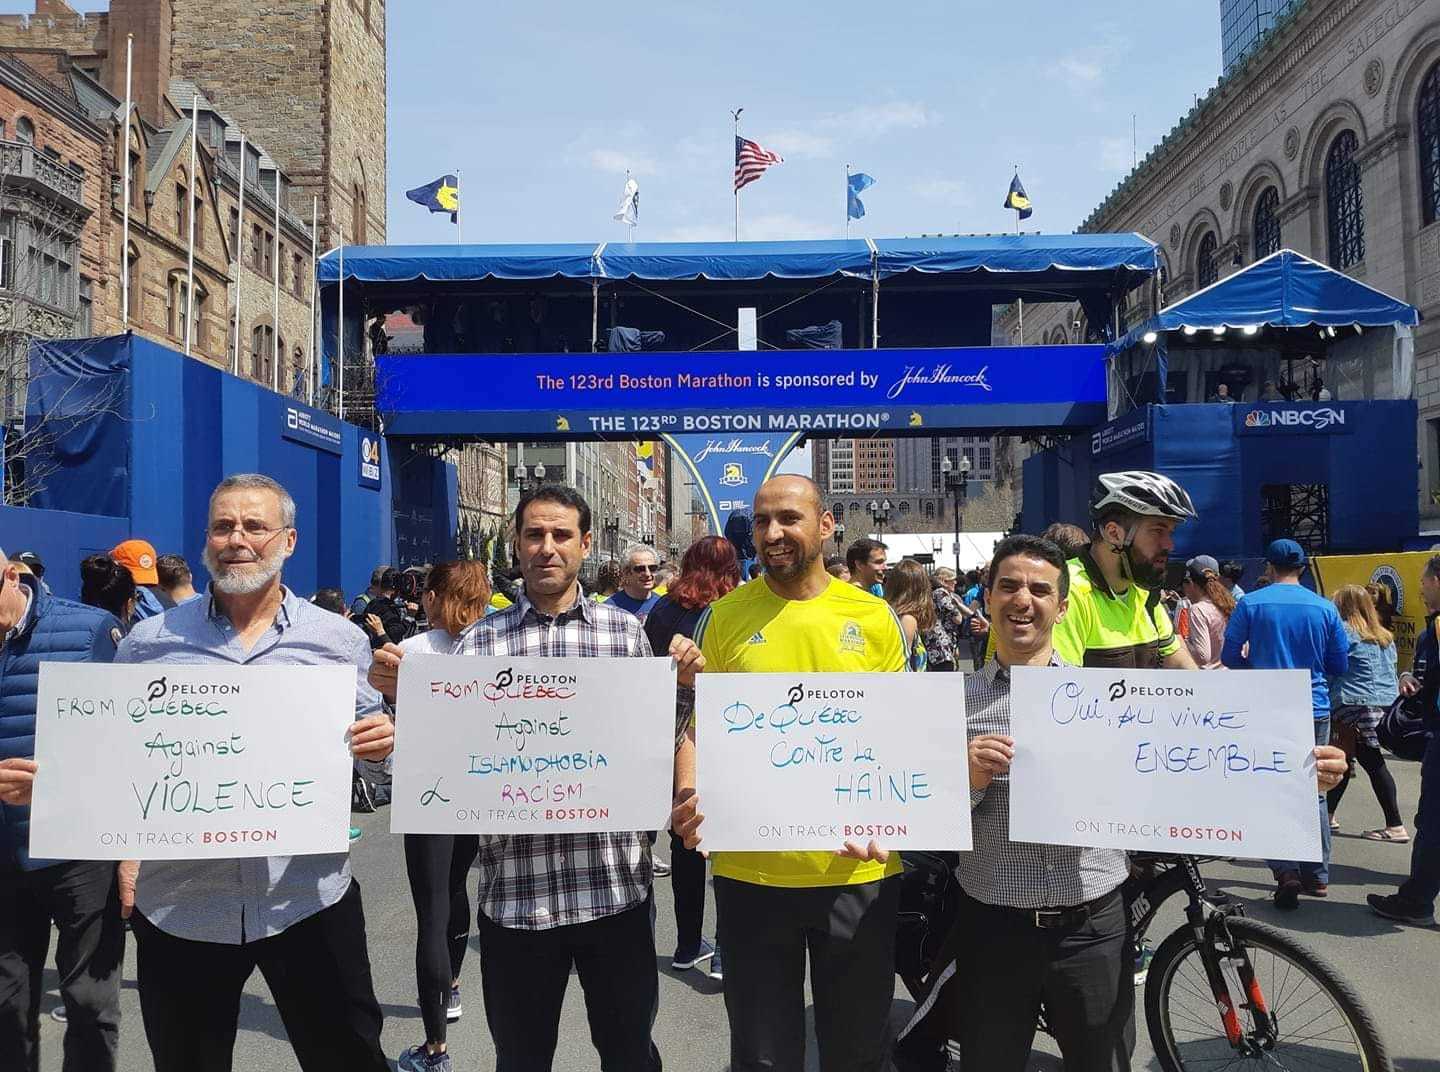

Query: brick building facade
[1006,0,1440,523]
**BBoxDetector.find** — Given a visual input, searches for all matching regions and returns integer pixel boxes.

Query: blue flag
[406,174,459,223]
[847,172,876,221]
[1003,173,1032,220]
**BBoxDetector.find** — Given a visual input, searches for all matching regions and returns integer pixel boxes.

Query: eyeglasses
[207,521,289,543]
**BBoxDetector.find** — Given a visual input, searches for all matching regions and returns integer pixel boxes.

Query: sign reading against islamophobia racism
[1008,667,1321,862]
[30,665,357,860]
[695,673,971,852]
[390,655,677,835]
[376,344,1107,439]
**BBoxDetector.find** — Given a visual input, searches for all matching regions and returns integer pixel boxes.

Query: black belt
[976,887,1121,930]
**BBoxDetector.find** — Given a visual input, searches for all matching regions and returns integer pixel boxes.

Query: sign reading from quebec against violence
[30,664,357,860]
[390,654,677,835]
[1008,667,1321,861]
[695,673,970,852]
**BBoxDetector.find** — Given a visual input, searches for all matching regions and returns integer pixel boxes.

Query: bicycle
[898,851,1390,1071]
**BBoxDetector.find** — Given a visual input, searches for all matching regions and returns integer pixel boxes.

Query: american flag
[734,136,783,192]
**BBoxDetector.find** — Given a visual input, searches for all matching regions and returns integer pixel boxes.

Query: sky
[54,0,1225,478]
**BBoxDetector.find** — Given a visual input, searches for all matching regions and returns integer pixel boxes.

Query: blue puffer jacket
[0,576,119,872]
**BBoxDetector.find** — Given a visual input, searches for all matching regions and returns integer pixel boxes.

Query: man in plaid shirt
[371,485,700,1072]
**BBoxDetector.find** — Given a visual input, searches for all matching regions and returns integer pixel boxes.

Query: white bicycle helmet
[1091,471,1197,523]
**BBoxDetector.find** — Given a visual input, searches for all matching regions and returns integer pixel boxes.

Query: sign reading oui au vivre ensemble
[30,665,358,860]
[391,655,677,835]
[696,673,970,852]
[1008,667,1322,862]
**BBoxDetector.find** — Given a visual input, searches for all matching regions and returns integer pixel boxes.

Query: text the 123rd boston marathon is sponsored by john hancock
[389,654,677,835]
[29,663,357,860]
[1008,667,1321,862]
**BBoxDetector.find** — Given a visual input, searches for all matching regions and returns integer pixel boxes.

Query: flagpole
[1014,163,1024,345]
[731,107,743,242]
[307,194,317,404]
[455,169,463,244]
[184,94,198,356]
[231,134,245,375]
[120,33,133,329]
[845,163,850,239]
[273,168,281,393]
[337,228,345,421]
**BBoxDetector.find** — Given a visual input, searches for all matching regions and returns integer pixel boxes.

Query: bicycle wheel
[1146,915,1389,1072]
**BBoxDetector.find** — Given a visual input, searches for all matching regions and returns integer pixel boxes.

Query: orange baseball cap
[112,539,160,585]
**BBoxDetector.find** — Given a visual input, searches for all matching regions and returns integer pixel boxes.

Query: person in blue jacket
[0,548,126,1072]
[1221,539,1349,911]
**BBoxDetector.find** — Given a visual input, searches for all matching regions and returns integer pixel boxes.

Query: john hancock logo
[839,620,866,655]
[719,462,746,487]
[886,364,992,400]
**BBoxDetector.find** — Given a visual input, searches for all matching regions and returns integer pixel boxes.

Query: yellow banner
[1311,552,1431,674]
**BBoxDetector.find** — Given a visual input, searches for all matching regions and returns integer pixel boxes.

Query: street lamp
[833,521,846,550]
[512,460,548,497]
[602,515,621,563]
[940,453,972,577]
[868,498,892,540]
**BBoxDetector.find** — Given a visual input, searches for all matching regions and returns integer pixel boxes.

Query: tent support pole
[591,279,599,352]
[871,265,879,349]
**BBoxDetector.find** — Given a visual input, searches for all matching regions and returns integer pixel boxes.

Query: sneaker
[398,1044,453,1071]
[50,1005,66,1024]
[1132,942,1154,987]
[1368,892,1436,926]
[1273,870,1302,910]
[652,856,671,877]
[707,946,724,982]
[349,827,363,843]
[671,937,716,971]
[446,984,462,1022]
[1300,876,1329,898]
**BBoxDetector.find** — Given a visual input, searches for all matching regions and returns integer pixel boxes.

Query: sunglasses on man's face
[629,564,658,574]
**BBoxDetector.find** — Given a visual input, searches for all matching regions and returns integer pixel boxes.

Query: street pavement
[36,755,1439,1071]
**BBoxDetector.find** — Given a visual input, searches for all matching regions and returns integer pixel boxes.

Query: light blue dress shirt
[115,586,383,943]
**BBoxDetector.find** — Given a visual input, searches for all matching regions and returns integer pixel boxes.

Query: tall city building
[1221,0,1300,74]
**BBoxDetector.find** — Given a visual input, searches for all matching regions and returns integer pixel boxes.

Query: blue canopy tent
[316,234,1160,404]
[1109,249,1420,409]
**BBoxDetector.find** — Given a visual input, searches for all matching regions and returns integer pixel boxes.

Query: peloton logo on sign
[1243,407,1346,431]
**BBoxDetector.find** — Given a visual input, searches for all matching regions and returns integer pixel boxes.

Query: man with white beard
[111,473,395,1072]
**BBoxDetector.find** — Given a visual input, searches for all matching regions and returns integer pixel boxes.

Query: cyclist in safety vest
[1051,470,1199,671]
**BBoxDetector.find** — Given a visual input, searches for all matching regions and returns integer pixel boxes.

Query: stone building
[1008,0,1440,522]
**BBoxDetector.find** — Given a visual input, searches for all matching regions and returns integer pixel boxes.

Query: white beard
[204,540,289,595]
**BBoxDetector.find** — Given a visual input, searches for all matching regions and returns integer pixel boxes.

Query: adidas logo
[746,632,766,645]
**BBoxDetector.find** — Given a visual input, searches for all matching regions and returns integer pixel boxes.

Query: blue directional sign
[375,344,1107,440]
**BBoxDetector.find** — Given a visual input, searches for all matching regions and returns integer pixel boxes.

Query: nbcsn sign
[1243,407,1346,432]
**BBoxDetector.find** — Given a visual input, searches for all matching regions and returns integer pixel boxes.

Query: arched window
[1252,186,1281,259]
[292,346,305,396]
[1419,61,1440,227]
[832,502,845,519]
[251,323,274,384]
[352,181,367,244]
[1195,232,1218,288]
[15,116,34,145]
[125,243,141,324]
[1325,130,1365,268]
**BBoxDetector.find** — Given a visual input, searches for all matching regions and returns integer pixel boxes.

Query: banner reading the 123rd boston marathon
[29,664,357,860]
[375,344,1107,438]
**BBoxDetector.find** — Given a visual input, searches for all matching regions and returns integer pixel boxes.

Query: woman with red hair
[643,535,741,984]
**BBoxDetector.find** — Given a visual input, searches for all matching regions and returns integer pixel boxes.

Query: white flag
[613,176,639,226]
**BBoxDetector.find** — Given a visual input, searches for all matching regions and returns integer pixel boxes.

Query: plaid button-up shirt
[455,587,673,930]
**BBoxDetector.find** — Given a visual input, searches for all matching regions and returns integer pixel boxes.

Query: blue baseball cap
[1265,539,1307,568]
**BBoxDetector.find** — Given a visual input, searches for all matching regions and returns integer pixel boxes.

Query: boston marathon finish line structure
[317,234,1158,531]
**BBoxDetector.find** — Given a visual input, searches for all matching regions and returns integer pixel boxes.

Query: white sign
[390,655,676,834]
[696,673,971,851]
[1009,667,1321,861]
[30,664,357,860]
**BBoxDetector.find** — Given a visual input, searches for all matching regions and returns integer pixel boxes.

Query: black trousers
[713,874,899,1072]
[668,830,707,956]
[131,879,387,1072]
[1327,737,1404,829]
[0,860,124,1072]
[953,888,1134,1072]
[476,896,661,1072]
[404,832,479,1043]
